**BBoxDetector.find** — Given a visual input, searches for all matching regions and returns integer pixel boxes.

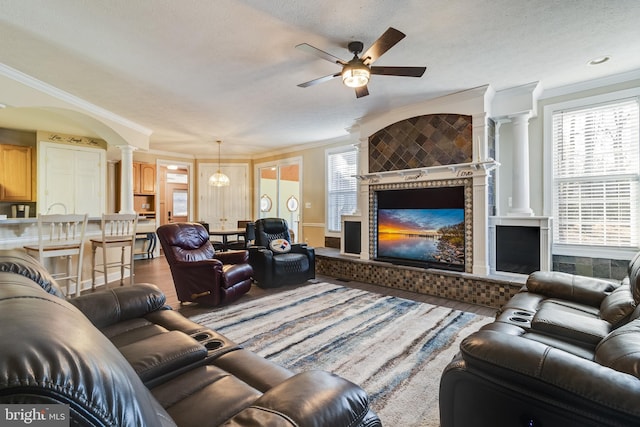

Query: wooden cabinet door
[132,162,141,194]
[0,144,32,201]
[139,163,156,194]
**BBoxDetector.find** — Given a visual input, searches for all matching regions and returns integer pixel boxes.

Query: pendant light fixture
[208,140,230,187]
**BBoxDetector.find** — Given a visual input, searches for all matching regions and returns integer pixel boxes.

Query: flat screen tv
[375,186,465,271]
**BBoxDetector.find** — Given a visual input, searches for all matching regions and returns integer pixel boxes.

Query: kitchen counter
[0,216,157,249]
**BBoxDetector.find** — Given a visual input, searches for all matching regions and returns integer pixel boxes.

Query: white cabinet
[38,142,106,216]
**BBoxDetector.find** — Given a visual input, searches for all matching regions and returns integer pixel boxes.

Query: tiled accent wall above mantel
[368,114,473,173]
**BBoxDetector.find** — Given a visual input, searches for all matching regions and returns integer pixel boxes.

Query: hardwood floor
[128,255,497,318]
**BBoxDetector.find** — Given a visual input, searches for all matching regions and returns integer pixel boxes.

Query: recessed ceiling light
[588,55,611,66]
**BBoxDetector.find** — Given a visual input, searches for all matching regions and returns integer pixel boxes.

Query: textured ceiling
[0,0,639,157]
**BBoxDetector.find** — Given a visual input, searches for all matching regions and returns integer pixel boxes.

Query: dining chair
[226,220,253,250]
[90,213,138,290]
[24,213,89,298]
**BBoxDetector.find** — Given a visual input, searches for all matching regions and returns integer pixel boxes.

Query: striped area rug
[190,282,492,427]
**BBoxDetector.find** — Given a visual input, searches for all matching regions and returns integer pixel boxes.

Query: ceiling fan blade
[297,73,341,88]
[370,66,427,77]
[355,85,369,98]
[361,27,406,65]
[295,43,348,65]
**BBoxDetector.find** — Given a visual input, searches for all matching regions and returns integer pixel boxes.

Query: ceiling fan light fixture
[342,63,370,88]
[208,140,230,187]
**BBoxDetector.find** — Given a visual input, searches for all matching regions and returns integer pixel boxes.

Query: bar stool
[24,213,88,298]
[90,213,138,289]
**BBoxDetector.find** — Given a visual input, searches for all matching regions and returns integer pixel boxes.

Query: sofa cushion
[102,318,170,347]
[119,330,208,383]
[541,299,600,317]
[628,251,640,303]
[69,283,168,328]
[151,365,263,426]
[531,304,611,345]
[273,253,310,275]
[600,285,636,326]
[526,271,617,306]
[596,319,640,379]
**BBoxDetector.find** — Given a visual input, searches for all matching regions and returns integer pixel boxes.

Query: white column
[508,112,533,216]
[118,145,136,214]
[107,160,117,213]
[473,172,490,275]
[356,137,371,260]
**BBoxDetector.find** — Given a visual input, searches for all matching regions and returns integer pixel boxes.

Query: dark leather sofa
[0,249,381,427]
[440,252,640,427]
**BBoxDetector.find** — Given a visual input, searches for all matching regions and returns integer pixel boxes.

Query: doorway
[166,180,188,223]
[255,158,301,242]
[157,162,193,226]
[198,163,250,230]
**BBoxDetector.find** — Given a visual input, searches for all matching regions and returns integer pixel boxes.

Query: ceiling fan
[296,27,426,98]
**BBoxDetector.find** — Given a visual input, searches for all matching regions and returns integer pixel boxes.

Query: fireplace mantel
[354,159,499,183]
[351,86,497,276]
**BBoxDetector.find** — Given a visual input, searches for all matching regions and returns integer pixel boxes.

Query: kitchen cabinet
[131,162,156,195]
[0,144,34,201]
[117,161,157,218]
[138,162,156,194]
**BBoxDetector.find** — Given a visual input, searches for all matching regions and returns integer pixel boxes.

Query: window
[326,147,358,233]
[551,96,639,252]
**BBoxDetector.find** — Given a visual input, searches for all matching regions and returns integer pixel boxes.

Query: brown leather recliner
[156,222,253,306]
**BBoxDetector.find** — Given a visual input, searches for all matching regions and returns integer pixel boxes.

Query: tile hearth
[315,247,524,309]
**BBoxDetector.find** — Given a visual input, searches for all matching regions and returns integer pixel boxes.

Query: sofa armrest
[170,258,224,282]
[69,283,168,329]
[226,370,376,427]
[248,247,274,284]
[214,249,249,265]
[526,271,617,306]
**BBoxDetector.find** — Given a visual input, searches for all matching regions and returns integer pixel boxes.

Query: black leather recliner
[248,218,315,288]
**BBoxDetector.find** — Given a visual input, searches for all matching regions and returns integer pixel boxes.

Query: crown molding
[540,68,640,99]
[248,133,354,161]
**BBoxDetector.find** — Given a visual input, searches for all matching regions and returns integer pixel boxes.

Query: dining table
[208,228,246,250]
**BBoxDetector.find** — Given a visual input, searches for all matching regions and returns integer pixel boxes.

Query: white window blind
[327,148,358,233]
[552,97,640,248]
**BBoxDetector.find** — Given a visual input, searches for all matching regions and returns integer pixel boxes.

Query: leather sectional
[440,252,640,427]
[0,249,381,426]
